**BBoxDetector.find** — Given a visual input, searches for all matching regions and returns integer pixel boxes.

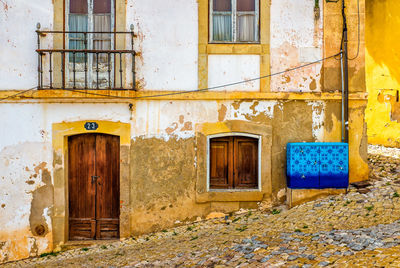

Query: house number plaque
[84,122,98,131]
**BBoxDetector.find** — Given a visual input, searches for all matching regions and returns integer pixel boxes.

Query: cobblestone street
[4,145,400,268]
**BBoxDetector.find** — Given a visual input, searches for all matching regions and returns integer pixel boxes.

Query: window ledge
[209,189,260,192]
[206,44,268,54]
[196,190,264,203]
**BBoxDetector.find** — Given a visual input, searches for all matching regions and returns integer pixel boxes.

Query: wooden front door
[68,133,120,240]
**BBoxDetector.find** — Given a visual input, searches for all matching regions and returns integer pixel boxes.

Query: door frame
[52,120,130,247]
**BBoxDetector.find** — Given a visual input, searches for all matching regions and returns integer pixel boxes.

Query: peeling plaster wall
[0,104,130,262]
[270,0,323,92]
[0,100,368,262]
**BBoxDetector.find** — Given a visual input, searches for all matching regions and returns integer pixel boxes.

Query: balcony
[35,24,136,90]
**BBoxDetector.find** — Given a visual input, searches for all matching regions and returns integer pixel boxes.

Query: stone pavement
[4,145,400,267]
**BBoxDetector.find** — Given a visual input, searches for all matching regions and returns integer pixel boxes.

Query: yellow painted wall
[366,0,400,147]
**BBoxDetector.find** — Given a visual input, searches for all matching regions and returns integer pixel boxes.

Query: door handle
[91,176,99,184]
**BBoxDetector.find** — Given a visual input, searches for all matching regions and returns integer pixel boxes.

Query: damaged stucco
[0,0,368,263]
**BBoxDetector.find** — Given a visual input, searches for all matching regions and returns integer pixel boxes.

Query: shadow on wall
[366,0,400,84]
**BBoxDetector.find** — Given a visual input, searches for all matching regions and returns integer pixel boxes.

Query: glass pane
[213,14,232,41]
[70,0,88,14]
[213,0,231,11]
[94,0,111,14]
[237,0,255,11]
[69,14,88,62]
[94,15,111,52]
[93,14,111,88]
[238,14,255,42]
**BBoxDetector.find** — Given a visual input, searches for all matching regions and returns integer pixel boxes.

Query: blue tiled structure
[286,142,349,189]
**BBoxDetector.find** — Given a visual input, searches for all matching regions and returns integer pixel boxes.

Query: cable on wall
[0,52,341,102]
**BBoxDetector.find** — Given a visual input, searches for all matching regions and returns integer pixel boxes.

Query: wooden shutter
[209,137,233,189]
[234,137,258,189]
[209,136,258,189]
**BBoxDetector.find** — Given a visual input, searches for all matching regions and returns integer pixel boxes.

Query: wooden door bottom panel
[96,218,119,239]
[69,219,96,240]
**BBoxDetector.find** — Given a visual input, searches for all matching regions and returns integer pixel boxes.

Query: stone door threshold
[64,239,120,250]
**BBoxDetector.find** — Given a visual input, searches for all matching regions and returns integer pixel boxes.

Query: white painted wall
[208,55,260,91]
[0,0,324,92]
[0,0,53,90]
[128,0,198,90]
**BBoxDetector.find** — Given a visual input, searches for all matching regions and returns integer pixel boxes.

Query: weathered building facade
[0,0,367,262]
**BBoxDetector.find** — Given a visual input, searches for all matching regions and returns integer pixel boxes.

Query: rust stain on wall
[29,162,53,237]
[217,104,227,122]
[309,78,317,91]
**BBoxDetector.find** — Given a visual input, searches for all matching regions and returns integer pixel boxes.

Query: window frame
[65,0,116,88]
[209,0,260,44]
[207,132,262,192]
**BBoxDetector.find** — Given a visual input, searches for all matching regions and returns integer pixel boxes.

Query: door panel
[95,134,120,239]
[209,137,230,189]
[68,134,96,240]
[234,137,258,189]
[68,133,120,240]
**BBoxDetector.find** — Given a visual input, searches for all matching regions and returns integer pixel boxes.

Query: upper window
[209,0,259,43]
[209,135,259,189]
[67,0,113,88]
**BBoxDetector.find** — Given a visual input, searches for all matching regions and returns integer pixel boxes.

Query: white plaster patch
[307,101,325,142]
[133,101,219,140]
[129,0,198,90]
[27,237,37,257]
[277,188,286,200]
[270,0,322,48]
[208,55,260,91]
[299,47,322,63]
[228,101,277,120]
[253,101,277,118]
[42,207,52,231]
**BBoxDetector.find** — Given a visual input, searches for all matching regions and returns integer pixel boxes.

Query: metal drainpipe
[340,51,345,143]
[342,0,349,143]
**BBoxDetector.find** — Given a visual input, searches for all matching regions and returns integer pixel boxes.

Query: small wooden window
[209,136,258,189]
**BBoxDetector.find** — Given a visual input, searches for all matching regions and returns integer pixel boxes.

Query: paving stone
[318,261,330,267]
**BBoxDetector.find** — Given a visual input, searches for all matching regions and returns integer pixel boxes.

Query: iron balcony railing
[35,23,136,90]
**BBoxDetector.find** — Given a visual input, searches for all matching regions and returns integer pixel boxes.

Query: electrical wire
[0,86,37,102]
[0,52,340,102]
[60,53,341,100]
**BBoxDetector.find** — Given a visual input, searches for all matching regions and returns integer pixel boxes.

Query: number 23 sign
[84,122,99,131]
